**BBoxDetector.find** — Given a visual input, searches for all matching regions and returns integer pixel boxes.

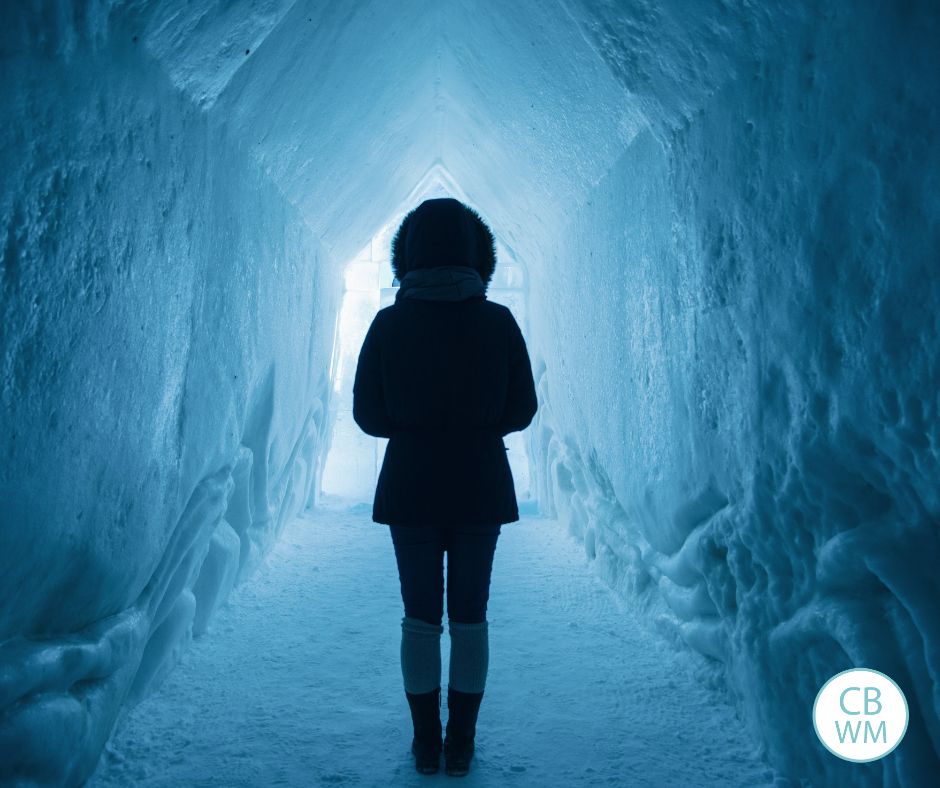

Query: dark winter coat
[352,198,537,529]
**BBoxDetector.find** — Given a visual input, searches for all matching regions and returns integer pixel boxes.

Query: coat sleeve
[497,313,538,437]
[353,315,396,438]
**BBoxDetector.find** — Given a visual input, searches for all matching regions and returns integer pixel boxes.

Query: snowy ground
[91,507,773,787]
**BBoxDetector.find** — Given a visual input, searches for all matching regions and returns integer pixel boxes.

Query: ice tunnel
[1,1,939,785]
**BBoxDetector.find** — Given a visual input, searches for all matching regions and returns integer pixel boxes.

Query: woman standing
[352,197,538,776]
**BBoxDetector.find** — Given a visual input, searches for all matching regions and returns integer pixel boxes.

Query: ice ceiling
[1,1,938,785]
[143,0,651,266]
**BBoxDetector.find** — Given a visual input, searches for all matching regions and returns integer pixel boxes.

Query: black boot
[444,687,484,777]
[405,687,442,774]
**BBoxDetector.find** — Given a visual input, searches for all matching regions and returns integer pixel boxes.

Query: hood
[391,197,497,287]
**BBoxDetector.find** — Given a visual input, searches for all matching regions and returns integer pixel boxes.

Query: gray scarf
[396,265,486,303]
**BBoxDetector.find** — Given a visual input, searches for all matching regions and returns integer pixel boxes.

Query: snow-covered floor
[91,508,773,787]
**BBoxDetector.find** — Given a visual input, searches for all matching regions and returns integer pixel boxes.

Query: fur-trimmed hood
[391,197,497,287]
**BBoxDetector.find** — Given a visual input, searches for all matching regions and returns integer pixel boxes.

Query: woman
[352,197,538,776]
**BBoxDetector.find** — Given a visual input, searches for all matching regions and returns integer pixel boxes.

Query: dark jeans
[390,525,501,626]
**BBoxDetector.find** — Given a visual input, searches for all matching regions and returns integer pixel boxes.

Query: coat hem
[372,514,518,529]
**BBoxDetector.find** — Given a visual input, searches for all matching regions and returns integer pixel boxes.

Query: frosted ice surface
[90,510,774,787]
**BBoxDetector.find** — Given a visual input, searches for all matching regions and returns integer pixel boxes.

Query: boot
[405,687,442,774]
[444,686,484,777]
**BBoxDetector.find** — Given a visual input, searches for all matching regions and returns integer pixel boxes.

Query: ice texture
[0,3,339,783]
[2,0,939,785]
[527,3,940,785]
[90,508,773,787]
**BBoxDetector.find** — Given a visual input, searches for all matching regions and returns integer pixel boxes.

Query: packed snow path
[91,508,772,787]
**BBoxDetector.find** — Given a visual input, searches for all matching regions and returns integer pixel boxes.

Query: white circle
[813,668,908,762]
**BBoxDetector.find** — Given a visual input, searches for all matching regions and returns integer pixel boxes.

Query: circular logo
[813,668,908,762]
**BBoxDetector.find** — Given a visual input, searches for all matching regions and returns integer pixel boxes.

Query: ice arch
[1,1,938,785]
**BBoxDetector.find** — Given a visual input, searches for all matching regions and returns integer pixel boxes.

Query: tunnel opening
[319,220,398,504]
[318,172,537,511]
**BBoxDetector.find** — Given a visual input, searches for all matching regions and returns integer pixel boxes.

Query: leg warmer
[401,616,444,694]
[448,620,489,694]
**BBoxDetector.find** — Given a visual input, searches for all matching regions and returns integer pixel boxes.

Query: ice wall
[0,5,339,784]
[530,2,940,785]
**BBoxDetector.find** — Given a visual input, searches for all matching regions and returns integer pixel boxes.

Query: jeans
[390,525,501,626]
